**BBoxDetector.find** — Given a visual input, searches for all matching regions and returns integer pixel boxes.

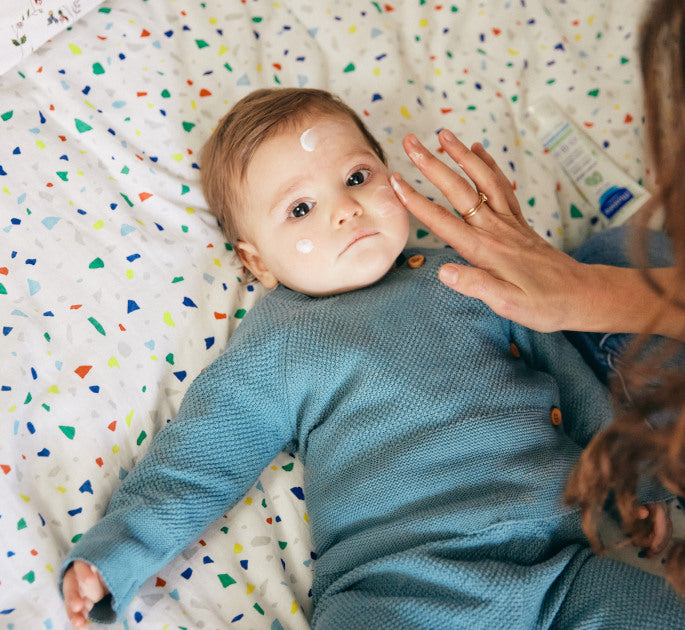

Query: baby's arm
[62,561,109,630]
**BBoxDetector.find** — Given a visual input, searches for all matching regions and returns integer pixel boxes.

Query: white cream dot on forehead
[300,128,316,152]
[296,238,314,254]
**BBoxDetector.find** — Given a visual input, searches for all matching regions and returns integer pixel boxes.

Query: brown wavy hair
[564,0,685,593]
[200,88,386,245]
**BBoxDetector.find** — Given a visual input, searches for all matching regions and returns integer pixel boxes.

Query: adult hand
[389,130,597,333]
[62,560,109,629]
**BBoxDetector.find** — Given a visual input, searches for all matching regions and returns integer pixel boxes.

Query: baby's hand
[62,560,109,629]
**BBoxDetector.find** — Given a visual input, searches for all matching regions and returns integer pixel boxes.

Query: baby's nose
[332,197,363,226]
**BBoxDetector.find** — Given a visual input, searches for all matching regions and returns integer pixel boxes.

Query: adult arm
[389,130,685,341]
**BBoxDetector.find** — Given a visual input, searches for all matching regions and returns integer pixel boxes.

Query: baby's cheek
[373,185,405,217]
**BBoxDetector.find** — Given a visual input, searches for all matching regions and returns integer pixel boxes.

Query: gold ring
[461,192,488,220]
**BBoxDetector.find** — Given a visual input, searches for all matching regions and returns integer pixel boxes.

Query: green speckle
[161,89,171,98]
[136,430,147,446]
[120,192,134,207]
[224,62,233,72]
[282,462,294,472]
[278,541,287,550]
[172,276,184,283]
[74,119,92,133]
[620,56,629,65]
[587,88,600,97]
[511,95,519,103]
[121,165,130,174]
[182,121,196,132]
[181,184,190,195]
[251,16,263,23]
[218,573,237,588]
[98,7,112,13]
[165,353,174,365]
[343,63,355,73]
[22,571,35,584]
[0,283,6,295]
[527,197,536,207]
[89,257,104,269]
[416,229,429,239]
[92,62,105,75]
[254,603,265,615]
[18,518,27,530]
[570,203,584,218]
[1,110,14,122]
[59,425,76,440]
[195,39,209,49]
[88,317,106,336]
[24,393,32,404]
[56,171,69,181]
[234,309,246,319]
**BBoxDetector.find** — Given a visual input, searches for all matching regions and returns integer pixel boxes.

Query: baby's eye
[346,169,370,187]
[289,201,313,219]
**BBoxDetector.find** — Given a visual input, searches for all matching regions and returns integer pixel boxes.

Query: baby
[61,88,684,629]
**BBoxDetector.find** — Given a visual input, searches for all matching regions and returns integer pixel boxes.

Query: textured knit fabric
[62,246,685,628]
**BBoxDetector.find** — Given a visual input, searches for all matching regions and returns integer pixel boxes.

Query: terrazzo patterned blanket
[1,1,660,628]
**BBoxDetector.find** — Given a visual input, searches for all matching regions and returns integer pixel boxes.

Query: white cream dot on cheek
[296,238,314,254]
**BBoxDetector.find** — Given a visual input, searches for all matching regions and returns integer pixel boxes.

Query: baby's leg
[551,553,685,629]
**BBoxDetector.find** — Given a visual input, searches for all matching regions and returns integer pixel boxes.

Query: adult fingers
[389,172,481,260]
[430,130,512,216]
[469,142,527,226]
[402,134,485,216]
[438,262,525,323]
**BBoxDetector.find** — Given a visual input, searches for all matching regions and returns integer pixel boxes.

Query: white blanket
[1,1,663,628]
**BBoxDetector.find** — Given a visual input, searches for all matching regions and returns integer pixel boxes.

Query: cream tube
[526,98,650,227]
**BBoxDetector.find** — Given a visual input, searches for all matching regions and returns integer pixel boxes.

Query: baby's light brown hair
[200,87,387,245]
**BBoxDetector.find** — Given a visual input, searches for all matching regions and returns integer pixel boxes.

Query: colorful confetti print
[0,1,660,628]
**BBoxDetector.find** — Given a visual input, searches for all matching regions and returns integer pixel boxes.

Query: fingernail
[389,173,407,203]
[440,265,459,286]
[441,129,456,143]
[406,134,421,150]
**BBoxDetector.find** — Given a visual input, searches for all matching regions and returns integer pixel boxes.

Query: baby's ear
[235,241,279,289]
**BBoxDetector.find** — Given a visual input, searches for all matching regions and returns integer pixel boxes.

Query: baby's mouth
[339,230,379,256]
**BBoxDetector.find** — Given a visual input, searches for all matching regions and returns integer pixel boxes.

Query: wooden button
[509,342,520,358]
[408,254,425,268]
[550,407,562,426]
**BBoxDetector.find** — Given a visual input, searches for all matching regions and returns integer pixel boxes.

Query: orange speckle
[214,312,227,320]
[140,29,151,37]
[58,135,66,142]
[624,113,634,123]
[97,36,108,41]
[155,577,166,587]
[118,323,126,331]
[37,66,43,73]
[108,421,117,432]
[30,549,38,556]
[492,27,502,36]
[95,457,103,467]
[266,517,273,524]
[49,104,55,111]
[440,108,453,114]
[273,63,282,71]
[0,267,8,275]
[583,121,594,128]
[138,192,153,202]
[1,464,11,475]
[70,304,82,310]
[199,88,212,97]
[46,182,54,188]
[136,91,148,97]
[75,365,92,379]
[187,79,194,86]
[363,110,370,117]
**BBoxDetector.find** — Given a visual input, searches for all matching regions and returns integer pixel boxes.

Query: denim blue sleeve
[563,226,674,391]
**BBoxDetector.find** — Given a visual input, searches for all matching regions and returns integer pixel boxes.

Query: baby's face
[237,115,409,296]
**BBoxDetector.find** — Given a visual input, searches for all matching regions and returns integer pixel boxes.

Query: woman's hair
[200,88,386,244]
[564,0,685,594]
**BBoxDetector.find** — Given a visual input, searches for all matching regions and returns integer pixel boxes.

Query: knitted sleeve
[60,317,295,623]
